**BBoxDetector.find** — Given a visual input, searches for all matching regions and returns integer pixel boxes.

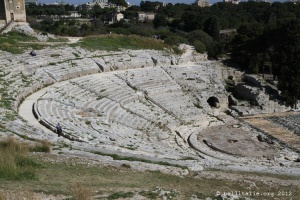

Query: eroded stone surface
[0,44,298,176]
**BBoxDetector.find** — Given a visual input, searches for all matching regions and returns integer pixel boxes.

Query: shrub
[79,35,166,51]
[70,183,92,200]
[107,192,134,200]
[192,40,206,53]
[139,191,159,199]
[30,140,51,153]
[188,30,221,58]
[109,28,131,35]
[121,163,131,168]
[164,35,188,46]
[0,137,41,180]
[154,28,171,40]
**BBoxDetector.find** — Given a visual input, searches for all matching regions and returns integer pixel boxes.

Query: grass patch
[30,140,51,153]
[107,191,134,199]
[75,35,167,51]
[48,37,69,42]
[225,78,235,92]
[96,96,105,100]
[181,156,197,160]
[172,46,184,55]
[0,157,298,199]
[0,31,38,54]
[139,191,160,199]
[0,137,42,180]
[91,151,188,170]
[69,183,92,200]
[50,54,60,57]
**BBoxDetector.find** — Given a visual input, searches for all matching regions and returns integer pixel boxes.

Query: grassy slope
[74,35,167,51]
[0,32,171,54]
[0,32,40,54]
[0,154,299,199]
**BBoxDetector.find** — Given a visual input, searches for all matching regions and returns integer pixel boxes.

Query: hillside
[0,27,299,199]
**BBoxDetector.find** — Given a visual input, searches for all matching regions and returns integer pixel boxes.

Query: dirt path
[241,113,300,151]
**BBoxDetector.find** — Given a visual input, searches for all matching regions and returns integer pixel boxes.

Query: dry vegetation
[0,137,50,181]
[0,149,299,199]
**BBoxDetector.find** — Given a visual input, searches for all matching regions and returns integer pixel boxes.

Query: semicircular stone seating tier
[35,65,231,161]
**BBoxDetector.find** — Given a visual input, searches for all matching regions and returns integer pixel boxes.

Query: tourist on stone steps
[30,50,36,56]
[56,123,62,137]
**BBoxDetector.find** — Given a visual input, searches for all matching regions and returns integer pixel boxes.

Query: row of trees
[26,4,76,16]
[230,19,300,107]
[26,0,128,17]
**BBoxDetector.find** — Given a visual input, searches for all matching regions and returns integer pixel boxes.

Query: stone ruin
[0,42,299,176]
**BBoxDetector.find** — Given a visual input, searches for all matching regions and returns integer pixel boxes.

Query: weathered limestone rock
[230,105,262,116]
[12,23,56,41]
[1,40,298,177]
[232,75,290,114]
[228,95,238,106]
[13,23,35,35]
[243,74,263,87]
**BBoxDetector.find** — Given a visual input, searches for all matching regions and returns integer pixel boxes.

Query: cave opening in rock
[207,96,220,108]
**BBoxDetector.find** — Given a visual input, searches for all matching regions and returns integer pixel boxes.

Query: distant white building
[69,11,81,18]
[138,12,155,22]
[106,11,124,24]
[48,1,67,5]
[223,0,240,4]
[86,0,109,8]
[86,0,127,11]
[195,0,209,7]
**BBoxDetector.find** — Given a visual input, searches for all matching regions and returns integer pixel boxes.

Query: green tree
[140,1,162,12]
[203,16,220,41]
[272,19,300,107]
[181,7,203,31]
[192,40,206,53]
[109,0,128,7]
[153,14,168,28]
[188,30,221,58]
[230,23,264,72]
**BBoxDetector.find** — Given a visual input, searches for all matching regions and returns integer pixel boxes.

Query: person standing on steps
[56,123,62,137]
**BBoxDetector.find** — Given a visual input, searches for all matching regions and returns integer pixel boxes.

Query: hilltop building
[86,0,108,8]
[85,0,127,11]
[138,12,155,22]
[195,0,209,7]
[0,0,26,23]
[223,0,240,4]
[106,11,124,24]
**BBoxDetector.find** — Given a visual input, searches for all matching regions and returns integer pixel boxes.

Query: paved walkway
[18,87,53,135]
